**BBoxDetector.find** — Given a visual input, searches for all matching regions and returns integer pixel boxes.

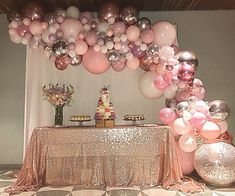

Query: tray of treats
[70,115,91,126]
[124,114,145,125]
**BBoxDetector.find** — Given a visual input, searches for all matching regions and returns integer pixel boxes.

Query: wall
[0,10,235,164]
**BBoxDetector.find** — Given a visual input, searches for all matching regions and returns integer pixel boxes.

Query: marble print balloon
[120,6,139,25]
[107,50,120,63]
[194,142,235,186]
[55,55,71,70]
[52,40,68,57]
[138,17,151,30]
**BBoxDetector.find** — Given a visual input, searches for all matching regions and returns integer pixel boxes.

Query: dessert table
[7,125,202,194]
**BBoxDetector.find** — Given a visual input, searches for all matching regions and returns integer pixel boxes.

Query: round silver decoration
[52,40,68,57]
[107,50,121,63]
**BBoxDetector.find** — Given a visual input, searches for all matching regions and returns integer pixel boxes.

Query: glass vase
[55,105,63,126]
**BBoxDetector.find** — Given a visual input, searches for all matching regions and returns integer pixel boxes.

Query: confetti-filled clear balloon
[107,50,120,63]
[52,40,68,57]
[194,142,235,186]
[44,13,56,25]
[146,44,159,57]
[120,6,139,25]
[138,17,151,30]
[175,50,199,70]
[209,100,230,121]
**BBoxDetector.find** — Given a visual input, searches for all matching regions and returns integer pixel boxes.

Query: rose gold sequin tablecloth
[6,126,203,194]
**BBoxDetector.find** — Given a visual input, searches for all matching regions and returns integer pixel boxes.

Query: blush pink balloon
[159,107,176,124]
[140,28,155,44]
[194,88,206,100]
[85,31,98,46]
[82,48,110,74]
[190,112,207,129]
[126,57,140,70]
[152,21,176,47]
[175,90,190,102]
[29,20,43,35]
[179,134,197,152]
[75,40,88,55]
[60,18,83,39]
[154,75,169,90]
[173,118,192,135]
[126,25,140,42]
[112,21,126,35]
[176,142,195,175]
[201,121,221,140]
[17,24,29,37]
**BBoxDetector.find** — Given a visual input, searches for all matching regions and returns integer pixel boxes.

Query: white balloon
[173,118,192,135]
[163,84,178,99]
[66,6,80,19]
[97,22,109,32]
[139,72,163,99]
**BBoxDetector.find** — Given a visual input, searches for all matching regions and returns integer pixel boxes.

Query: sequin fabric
[5,125,203,195]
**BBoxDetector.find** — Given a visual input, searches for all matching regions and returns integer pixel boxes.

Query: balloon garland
[7,1,234,183]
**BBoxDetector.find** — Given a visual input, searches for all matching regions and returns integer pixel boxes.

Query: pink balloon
[194,88,205,100]
[158,46,175,60]
[112,59,126,71]
[175,90,190,102]
[154,75,169,90]
[194,100,208,114]
[119,41,129,54]
[126,25,140,42]
[60,18,83,39]
[201,121,221,140]
[176,142,195,175]
[178,63,195,83]
[140,28,155,44]
[79,11,93,21]
[29,20,43,35]
[126,57,140,70]
[159,108,176,124]
[190,112,207,129]
[112,21,126,35]
[173,118,192,135]
[82,48,110,74]
[179,134,197,152]
[17,24,29,37]
[85,31,98,46]
[156,63,167,75]
[152,21,176,47]
[75,40,88,55]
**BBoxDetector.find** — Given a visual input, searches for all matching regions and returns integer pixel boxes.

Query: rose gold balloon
[54,55,71,70]
[139,56,153,71]
[98,2,120,21]
[120,6,139,25]
[22,2,45,21]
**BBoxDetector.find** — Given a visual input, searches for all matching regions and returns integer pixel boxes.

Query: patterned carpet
[0,170,235,196]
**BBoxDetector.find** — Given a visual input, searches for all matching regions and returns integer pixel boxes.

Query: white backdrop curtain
[23,46,165,154]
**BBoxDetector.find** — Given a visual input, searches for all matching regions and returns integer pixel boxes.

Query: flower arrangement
[42,83,74,125]
[42,83,74,106]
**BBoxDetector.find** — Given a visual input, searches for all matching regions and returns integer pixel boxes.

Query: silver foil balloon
[175,50,199,70]
[146,44,159,57]
[176,101,190,117]
[52,40,68,57]
[107,50,120,63]
[70,55,82,66]
[165,99,177,110]
[194,142,235,186]
[209,100,230,121]
[120,6,139,25]
[138,17,151,30]
[44,13,56,25]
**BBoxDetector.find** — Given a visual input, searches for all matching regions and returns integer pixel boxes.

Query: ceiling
[1,0,235,14]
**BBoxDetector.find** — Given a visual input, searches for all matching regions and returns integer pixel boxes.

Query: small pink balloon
[179,134,197,152]
[29,20,43,35]
[75,40,88,55]
[23,18,31,26]
[126,57,140,70]
[176,142,195,175]
[119,41,129,54]
[140,28,155,44]
[112,60,126,71]
[60,18,83,39]
[190,112,207,129]
[41,22,48,30]
[79,11,93,21]
[194,87,206,100]
[112,21,126,35]
[17,24,29,37]
[152,21,176,47]
[173,118,192,135]
[201,121,221,140]
[154,75,169,90]
[159,107,176,124]
[82,48,110,74]
[56,15,64,23]
[178,63,195,83]
[175,90,190,102]
[85,31,98,46]
[126,25,140,42]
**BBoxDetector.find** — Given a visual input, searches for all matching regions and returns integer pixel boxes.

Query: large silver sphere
[194,142,235,186]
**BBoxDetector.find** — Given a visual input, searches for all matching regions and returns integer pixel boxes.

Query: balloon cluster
[7,2,178,73]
